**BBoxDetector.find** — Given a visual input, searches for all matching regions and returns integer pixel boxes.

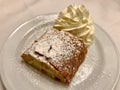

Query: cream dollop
[53,4,94,47]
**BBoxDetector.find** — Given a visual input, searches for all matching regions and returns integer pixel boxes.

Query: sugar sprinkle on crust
[21,26,87,83]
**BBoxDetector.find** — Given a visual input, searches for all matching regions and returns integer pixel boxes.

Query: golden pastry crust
[21,28,87,83]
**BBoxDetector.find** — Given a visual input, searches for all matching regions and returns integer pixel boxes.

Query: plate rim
[94,23,120,90]
[0,14,120,90]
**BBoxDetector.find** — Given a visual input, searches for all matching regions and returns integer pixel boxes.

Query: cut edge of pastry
[21,53,69,83]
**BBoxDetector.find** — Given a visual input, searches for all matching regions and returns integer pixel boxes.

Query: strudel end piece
[21,28,87,83]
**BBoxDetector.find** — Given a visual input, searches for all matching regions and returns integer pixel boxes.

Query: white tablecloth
[0,0,120,90]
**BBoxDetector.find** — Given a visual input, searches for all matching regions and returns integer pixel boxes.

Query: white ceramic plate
[0,14,119,90]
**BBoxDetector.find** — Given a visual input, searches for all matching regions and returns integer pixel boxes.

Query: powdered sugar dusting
[26,26,85,76]
[34,27,81,64]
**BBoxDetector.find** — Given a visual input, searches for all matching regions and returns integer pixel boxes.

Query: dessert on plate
[21,4,94,83]
[21,27,87,83]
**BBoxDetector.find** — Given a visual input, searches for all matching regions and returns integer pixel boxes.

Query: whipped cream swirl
[53,4,94,47]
